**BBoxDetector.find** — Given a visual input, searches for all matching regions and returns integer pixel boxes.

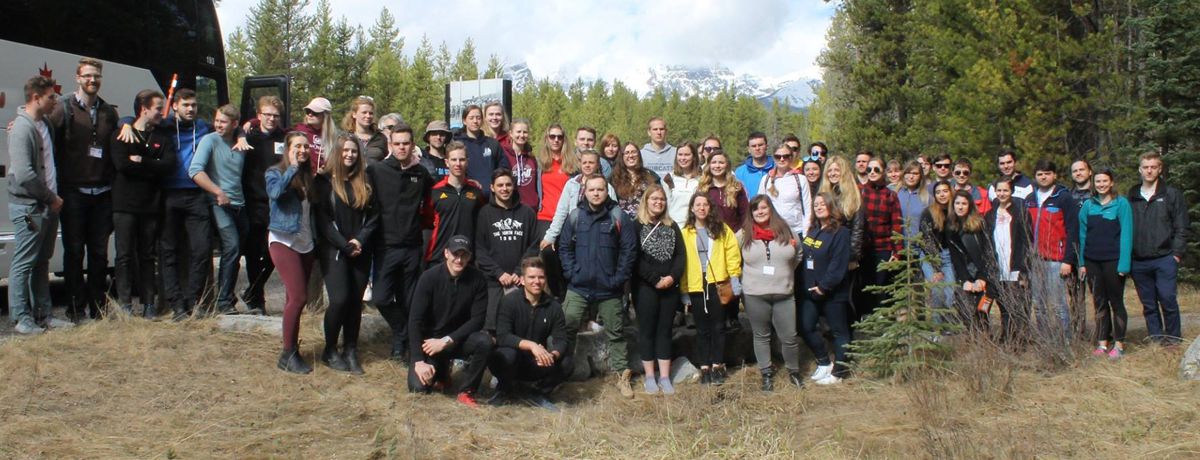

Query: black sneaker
[142,303,159,319]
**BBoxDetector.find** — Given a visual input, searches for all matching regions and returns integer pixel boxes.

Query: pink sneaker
[1092,347,1107,357]
[1107,347,1123,360]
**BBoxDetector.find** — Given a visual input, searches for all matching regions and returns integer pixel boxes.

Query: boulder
[670,357,700,384]
[1181,337,1200,381]
[216,314,283,335]
[358,314,391,342]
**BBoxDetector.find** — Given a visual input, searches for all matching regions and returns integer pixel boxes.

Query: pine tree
[403,36,442,137]
[433,41,453,84]
[483,54,504,79]
[450,38,479,81]
[1136,0,1200,281]
[364,7,406,115]
[225,28,254,106]
[847,232,960,379]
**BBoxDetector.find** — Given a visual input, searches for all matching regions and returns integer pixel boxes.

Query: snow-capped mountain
[503,63,815,109]
[645,66,769,98]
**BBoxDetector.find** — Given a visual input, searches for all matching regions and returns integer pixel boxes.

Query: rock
[1181,337,1200,381]
[670,357,700,384]
[216,314,283,335]
[215,313,391,342]
[358,314,390,343]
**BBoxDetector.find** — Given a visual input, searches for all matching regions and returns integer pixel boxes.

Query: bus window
[197,75,220,123]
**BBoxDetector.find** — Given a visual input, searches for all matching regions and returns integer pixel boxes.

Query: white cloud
[217,0,834,91]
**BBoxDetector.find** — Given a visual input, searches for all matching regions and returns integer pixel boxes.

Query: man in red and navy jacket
[1025,159,1078,339]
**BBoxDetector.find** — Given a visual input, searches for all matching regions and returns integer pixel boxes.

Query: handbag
[715,279,734,305]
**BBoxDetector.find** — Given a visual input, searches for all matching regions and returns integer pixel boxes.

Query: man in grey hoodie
[6,75,69,334]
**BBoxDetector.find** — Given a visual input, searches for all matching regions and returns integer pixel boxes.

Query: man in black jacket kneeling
[488,256,572,410]
[407,235,493,407]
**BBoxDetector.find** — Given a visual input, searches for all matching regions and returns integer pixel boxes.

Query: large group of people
[5,59,1191,410]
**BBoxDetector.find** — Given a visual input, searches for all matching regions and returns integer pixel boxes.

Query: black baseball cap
[446,235,472,255]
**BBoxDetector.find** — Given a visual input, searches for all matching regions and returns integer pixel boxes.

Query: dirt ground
[0,276,1198,459]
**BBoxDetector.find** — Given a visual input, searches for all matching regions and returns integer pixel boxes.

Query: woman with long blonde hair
[312,132,378,375]
[818,156,864,265]
[698,151,749,233]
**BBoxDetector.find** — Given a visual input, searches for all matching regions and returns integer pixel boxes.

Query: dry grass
[1,291,1198,459]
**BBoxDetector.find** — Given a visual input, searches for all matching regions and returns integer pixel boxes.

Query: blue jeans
[1130,255,1181,344]
[1033,260,1071,340]
[212,204,247,309]
[7,203,58,323]
[920,249,957,323]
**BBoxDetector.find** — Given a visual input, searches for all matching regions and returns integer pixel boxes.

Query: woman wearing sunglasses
[855,157,902,323]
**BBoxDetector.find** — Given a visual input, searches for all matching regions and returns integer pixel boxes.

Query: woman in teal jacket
[1078,169,1133,359]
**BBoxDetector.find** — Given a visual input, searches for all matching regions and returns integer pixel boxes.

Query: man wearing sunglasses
[930,154,954,185]
[735,131,774,197]
[950,159,991,215]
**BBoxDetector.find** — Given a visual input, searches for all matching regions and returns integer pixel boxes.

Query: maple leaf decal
[39,63,63,94]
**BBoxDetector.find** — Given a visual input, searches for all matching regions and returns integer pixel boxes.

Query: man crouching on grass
[487,256,572,411]
[407,235,494,407]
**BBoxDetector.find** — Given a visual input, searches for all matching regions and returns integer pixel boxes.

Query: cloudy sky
[216,0,835,91]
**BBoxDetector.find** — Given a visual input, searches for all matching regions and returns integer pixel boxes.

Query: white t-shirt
[268,199,314,253]
[992,207,1019,282]
[1140,185,1155,202]
[35,120,57,194]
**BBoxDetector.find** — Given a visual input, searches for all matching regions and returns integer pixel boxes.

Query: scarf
[752,223,776,242]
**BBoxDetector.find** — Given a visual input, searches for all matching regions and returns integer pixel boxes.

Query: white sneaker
[588,321,604,333]
[815,375,842,386]
[44,316,76,329]
[362,283,373,302]
[810,364,833,381]
[14,318,45,335]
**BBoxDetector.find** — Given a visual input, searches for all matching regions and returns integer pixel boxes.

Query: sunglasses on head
[802,155,821,163]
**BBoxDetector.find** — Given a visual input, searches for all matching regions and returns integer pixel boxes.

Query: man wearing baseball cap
[419,120,452,183]
[406,235,494,407]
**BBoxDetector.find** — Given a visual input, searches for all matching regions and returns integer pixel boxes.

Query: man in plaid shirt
[854,158,903,322]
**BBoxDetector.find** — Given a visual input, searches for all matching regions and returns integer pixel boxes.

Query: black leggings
[689,284,725,367]
[799,293,852,376]
[1087,258,1127,343]
[321,247,372,350]
[634,281,677,361]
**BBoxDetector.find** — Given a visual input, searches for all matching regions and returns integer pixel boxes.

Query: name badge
[273,142,285,156]
[806,259,815,270]
[89,146,103,158]
[762,265,775,276]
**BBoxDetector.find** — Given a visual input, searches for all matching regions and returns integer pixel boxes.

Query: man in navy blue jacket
[557,175,638,398]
